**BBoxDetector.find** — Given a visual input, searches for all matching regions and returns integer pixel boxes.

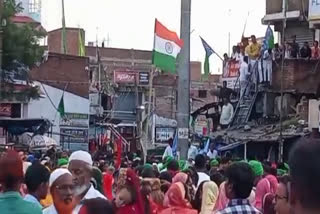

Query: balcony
[263,0,308,25]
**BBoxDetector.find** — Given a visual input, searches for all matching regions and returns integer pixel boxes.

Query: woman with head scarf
[249,160,277,210]
[173,172,188,184]
[143,178,164,210]
[160,182,197,214]
[193,181,219,214]
[172,172,196,202]
[115,168,150,214]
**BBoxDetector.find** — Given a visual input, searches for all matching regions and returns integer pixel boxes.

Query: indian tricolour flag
[152,19,184,73]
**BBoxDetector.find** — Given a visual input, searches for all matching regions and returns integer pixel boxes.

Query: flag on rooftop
[263,25,275,51]
[152,19,184,74]
[200,37,215,78]
[78,29,86,57]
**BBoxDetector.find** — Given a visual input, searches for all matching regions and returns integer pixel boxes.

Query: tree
[2,0,45,68]
[0,0,44,101]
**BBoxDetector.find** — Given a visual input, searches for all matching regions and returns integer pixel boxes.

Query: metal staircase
[229,59,260,128]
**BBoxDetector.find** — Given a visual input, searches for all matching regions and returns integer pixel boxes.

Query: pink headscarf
[255,176,278,210]
[172,172,188,184]
[163,182,192,208]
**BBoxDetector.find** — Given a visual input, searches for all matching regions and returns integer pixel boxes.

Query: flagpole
[61,0,67,54]
[279,0,287,163]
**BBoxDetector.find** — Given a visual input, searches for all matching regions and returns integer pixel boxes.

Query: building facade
[17,0,41,23]
[29,52,90,150]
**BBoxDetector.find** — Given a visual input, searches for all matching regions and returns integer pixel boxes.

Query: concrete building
[29,52,90,151]
[262,0,314,44]
[17,0,41,23]
[27,82,89,150]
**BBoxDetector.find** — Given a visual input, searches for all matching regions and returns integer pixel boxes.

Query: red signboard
[222,60,240,89]
[223,60,240,78]
[0,104,12,117]
[114,71,136,84]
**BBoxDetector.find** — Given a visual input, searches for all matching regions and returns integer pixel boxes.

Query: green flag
[78,29,86,56]
[203,55,210,79]
[58,95,65,117]
[200,37,215,79]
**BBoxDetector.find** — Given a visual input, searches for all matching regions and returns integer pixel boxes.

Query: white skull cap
[49,168,72,187]
[69,150,93,166]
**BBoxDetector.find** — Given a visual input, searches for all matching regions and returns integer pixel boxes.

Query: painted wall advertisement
[222,60,240,89]
[60,113,89,151]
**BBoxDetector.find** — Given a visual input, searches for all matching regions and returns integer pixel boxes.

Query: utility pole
[279,0,287,162]
[228,9,231,57]
[177,0,191,160]
[0,0,3,68]
[145,68,154,144]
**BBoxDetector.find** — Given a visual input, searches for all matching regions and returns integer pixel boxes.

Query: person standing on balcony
[263,48,273,85]
[239,56,249,98]
[300,42,311,59]
[289,35,300,58]
[231,46,241,62]
[246,35,262,84]
[311,40,320,59]
[273,43,282,61]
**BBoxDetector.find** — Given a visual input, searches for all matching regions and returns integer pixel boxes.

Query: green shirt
[0,191,42,214]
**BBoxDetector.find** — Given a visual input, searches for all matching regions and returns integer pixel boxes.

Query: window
[198,90,207,98]
[29,0,41,13]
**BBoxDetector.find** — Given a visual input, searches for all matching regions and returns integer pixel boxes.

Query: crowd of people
[0,138,319,214]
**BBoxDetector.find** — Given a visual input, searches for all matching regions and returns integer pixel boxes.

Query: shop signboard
[60,113,89,151]
[114,71,136,84]
[155,127,175,142]
[60,128,88,151]
[139,72,149,85]
[60,113,89,128]
[309,0,320,21]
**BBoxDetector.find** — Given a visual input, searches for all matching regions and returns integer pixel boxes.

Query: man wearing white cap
[43,168,75,214]
[68,150,106,213]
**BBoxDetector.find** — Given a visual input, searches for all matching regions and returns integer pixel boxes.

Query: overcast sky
[41,0,267,74]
